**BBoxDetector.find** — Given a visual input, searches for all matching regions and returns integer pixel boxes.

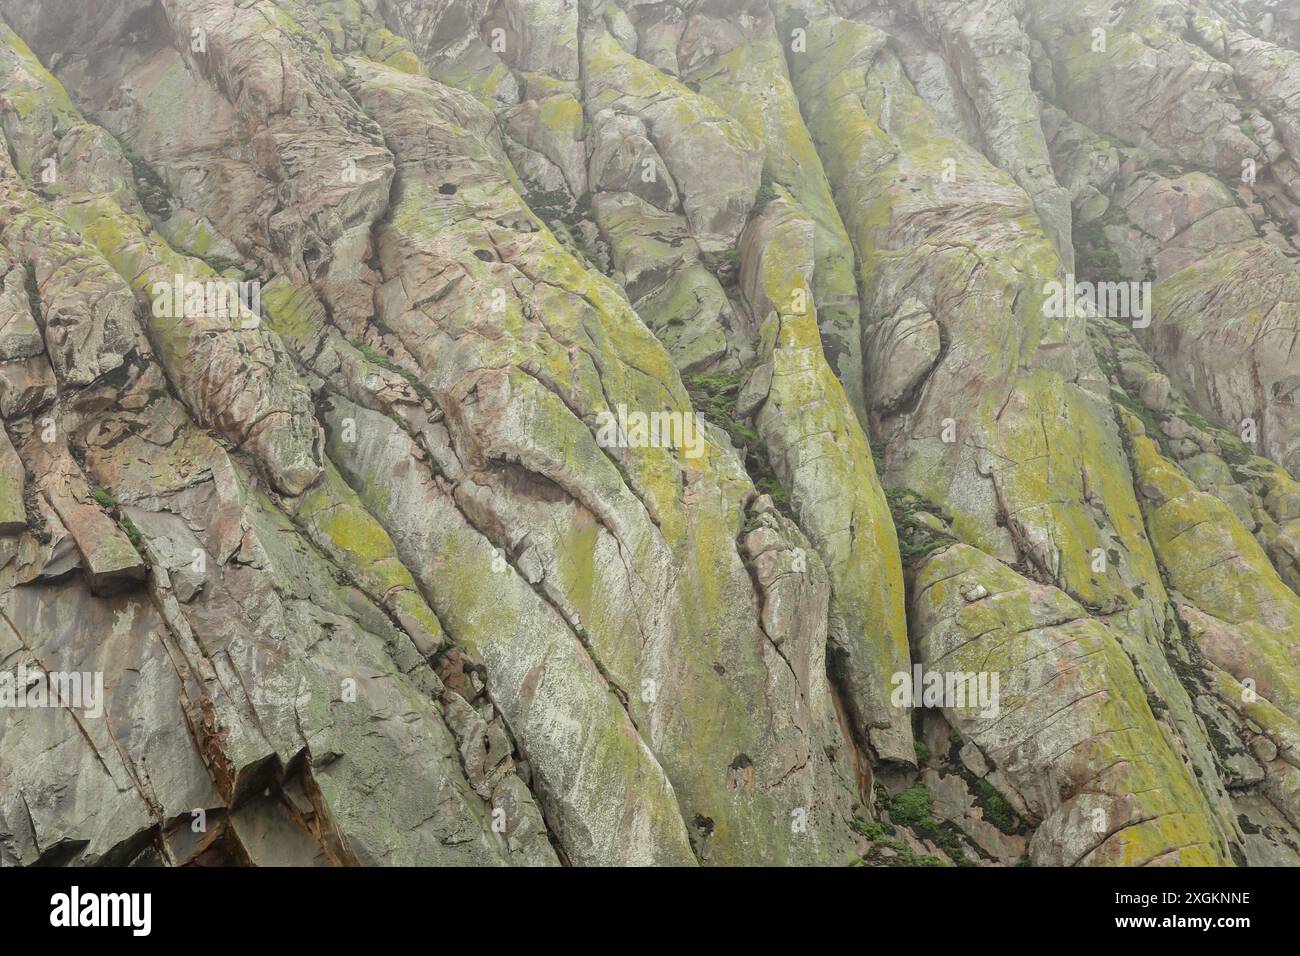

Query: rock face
[0,0,1299,869]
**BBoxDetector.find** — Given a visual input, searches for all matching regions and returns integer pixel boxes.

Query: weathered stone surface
[907,0,1075,268]
[588,110,679,211]
[329,52,864,866]
[1027,0,1263,178]
[866,299,941,414]
[666,0,869,423]
[739,192,912,764]
[583,26,763,253]
[0,424,23,535]
[910,543,1232,866]
[3,0,1300,869]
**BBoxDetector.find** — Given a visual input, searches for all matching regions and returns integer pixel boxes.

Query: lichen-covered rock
[738,192,912,764]
[909,543,1232,866]
[3,0,1300,869]
[0,35,137,387]
[651,0,869,424]
[334,53,865,866]
[582,25,763,253]
[1129,427,1300,724]
[865,299,942,414]
[906,0,1075,268]
[1027,0,1264,178]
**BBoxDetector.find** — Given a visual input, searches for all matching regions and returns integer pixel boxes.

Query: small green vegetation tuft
[869,438,887,474]
[1178,408,1256,466]
[1109,388,1176,459]
[201,253,244,276]
[120,513,145,550]
[751,177,779,218]
[701,247,741,283]
[1073,207,1127,282]
[521,184,594,231]
[885,784,974,866]
[522,185,573,223]
[885,487,954,561]
[851,817,892,842]
[851,815,949,867]
[91,488,117,510]
[685,371,790,513]
[889,784,932,828]
[354,341,435,403]
[1218,434,1253,466]
[972,779,1022,834]
[520,187,602,266]
[126,151,173,219]
[24,265,44,327]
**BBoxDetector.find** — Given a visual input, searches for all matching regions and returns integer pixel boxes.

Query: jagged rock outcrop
[1,0,1299,868]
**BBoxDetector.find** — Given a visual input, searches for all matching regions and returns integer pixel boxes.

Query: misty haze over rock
[1,0,1299,869]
